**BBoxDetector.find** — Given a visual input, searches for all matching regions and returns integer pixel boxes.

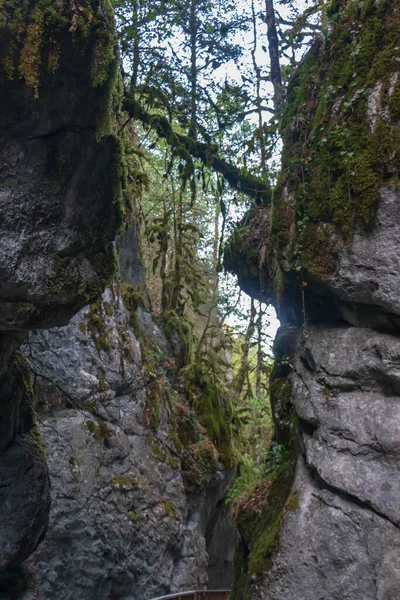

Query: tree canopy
[113,0,326,202]
[111,0,328,471]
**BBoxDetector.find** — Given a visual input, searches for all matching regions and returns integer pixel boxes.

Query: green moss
[146,389,160,432]
[300,223,339,279]
[28,423,46,459]
[181,358,234,467]
[169,431,183,454]
[103,301,113,317]
[111,474,137,489]
[231,339,298,596]
[90,1,116,88]
[243,458,296,577]
[168,455,180,469]
[181,438,219,490]
[86,406,106,421]
[285,491,300,512]
[161,500,178,519]
[127,511,141,523]
[121,283,144,337]
[0,0,117,95]
[96,335,111,352]
[163,310,193,368]
[98,377,108,391]
[274,0,400,282]
[85,300,111,353]
[86,419,111,442]
[147,434,180,468]
[78,322,86,334]
[146,435,167,462]
[15,302,40,325]
[389,79,400,120]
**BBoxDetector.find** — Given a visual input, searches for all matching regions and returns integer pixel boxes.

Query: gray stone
[26,288,235,598]
[326,184,400,317]
[0,437,50,572]
[27,287,143,405]
[293,325,400,525]
[0,0,120,587]
[27,407,208,600]
[0,0,119,332]
[253,459,400,600]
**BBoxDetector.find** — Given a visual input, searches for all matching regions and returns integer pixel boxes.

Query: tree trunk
[234,299,256,397]
[189,0,198,140]
[265,0,284,109]
[256,302,263,398]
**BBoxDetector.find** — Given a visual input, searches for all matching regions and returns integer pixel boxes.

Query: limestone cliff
[227,0,400,598]
[0,0,120,594]
[0,3,237,597]
[23,220,236,599]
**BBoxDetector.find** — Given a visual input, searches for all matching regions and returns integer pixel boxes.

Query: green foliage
[181,354,234,466]
[226,324,274,506]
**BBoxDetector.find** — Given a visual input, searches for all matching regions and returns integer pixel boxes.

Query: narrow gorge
[0,0,399,599]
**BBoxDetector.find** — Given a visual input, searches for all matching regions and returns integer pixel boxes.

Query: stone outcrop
[0,0,120,590]
[25,224,236,599]
[228,1,400,598]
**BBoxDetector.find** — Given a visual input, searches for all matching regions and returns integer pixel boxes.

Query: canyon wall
[227,1,400,598]
[0,4,236,598]
[25,223,236,599]
[0,1,121,595]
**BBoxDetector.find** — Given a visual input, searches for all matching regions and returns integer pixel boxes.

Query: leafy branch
[122,95,272,203]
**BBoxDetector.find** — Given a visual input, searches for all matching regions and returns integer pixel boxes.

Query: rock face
[0,0,120,588]
[228,1,400,598]
[0,437,50,571]
[1,4,236,594]
[0,0,120,331]
[253,459,400,600]
[25,225,236,599]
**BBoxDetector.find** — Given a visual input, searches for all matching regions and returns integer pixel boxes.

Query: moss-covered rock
[224,207,273,302]
[272,0,400,288]
[0,0,123,331]
[0,0,117,95]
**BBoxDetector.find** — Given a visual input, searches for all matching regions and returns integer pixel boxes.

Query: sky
[222,0,313,349]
